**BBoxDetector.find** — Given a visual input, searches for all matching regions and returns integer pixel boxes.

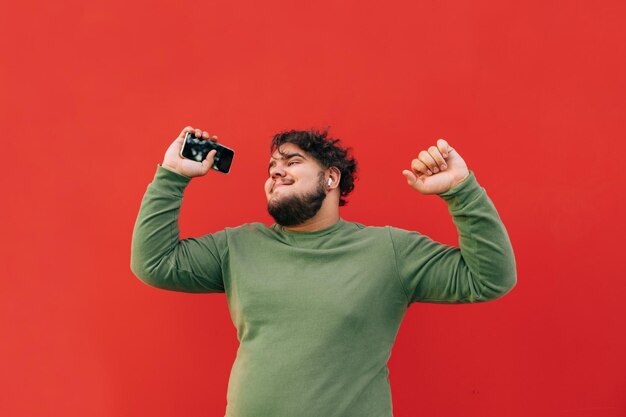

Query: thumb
[402,169,428,193]
[402,169,422,191]
[201,149,217,173]
[402,170,417,186]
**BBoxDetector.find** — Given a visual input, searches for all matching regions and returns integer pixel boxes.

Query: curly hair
[270,128,358,206]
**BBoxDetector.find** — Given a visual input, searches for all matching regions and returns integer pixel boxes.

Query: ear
[326,167,341,189]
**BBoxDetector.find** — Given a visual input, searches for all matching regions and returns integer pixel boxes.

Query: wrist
[449,172,470,190]
[159,163,191,179]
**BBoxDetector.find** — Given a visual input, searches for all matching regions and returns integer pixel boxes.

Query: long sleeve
[389,170,516,304]
[130,165,226,293]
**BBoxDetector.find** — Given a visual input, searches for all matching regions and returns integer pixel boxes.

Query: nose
[269,165,286,179]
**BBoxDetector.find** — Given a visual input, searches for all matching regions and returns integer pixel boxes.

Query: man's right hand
[162,126,219,178]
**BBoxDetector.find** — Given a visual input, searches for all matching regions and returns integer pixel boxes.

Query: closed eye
[288,161,300,166]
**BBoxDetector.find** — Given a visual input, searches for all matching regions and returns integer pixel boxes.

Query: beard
[267,172,327,227]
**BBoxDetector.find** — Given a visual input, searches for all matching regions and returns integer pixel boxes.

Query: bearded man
[131,126,517,417]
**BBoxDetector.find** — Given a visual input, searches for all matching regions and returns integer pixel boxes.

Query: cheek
[264,178,273,195]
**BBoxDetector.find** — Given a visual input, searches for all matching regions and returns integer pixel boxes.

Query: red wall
[2,0,625,416]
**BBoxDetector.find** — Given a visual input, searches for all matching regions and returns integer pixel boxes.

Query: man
[131,126,516,417]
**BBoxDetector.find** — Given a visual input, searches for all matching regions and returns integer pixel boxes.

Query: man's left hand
[402,138,470,195]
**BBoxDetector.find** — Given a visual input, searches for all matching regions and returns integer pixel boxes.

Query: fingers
[427,145,447,172]
[409,138,453,177]
[178,126,218,142]
[421,149,441,173]
[179,126,195,138]
[422,139,449,173]
[411,157,432,176]
[436,138,450,158]
[201,130,218,142]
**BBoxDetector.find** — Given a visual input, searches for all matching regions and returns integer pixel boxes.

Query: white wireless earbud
[327,179,332,186]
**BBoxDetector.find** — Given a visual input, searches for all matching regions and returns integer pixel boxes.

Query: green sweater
[131,165,516,417]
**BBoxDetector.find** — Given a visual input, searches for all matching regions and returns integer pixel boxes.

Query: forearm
[391,170,517,304]
[438,170,517,301]
[131,164,191,283]
[130,165,224,293]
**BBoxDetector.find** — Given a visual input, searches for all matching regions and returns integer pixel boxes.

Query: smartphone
[180,132,235,174]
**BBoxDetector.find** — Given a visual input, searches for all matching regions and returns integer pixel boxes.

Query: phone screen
[181,133,235,174]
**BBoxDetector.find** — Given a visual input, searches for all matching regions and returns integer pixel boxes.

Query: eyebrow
[268,152,306,174]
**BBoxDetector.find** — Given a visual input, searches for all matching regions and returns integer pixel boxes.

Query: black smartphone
[180,132,235,174]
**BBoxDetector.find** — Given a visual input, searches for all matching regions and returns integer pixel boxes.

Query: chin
[269,188,291,200]
[268,195,285,206]
[266,196,281,208]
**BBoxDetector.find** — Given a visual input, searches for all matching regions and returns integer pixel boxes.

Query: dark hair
[270,128,358,206]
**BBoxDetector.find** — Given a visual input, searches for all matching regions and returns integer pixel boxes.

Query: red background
[2,0,625,416]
